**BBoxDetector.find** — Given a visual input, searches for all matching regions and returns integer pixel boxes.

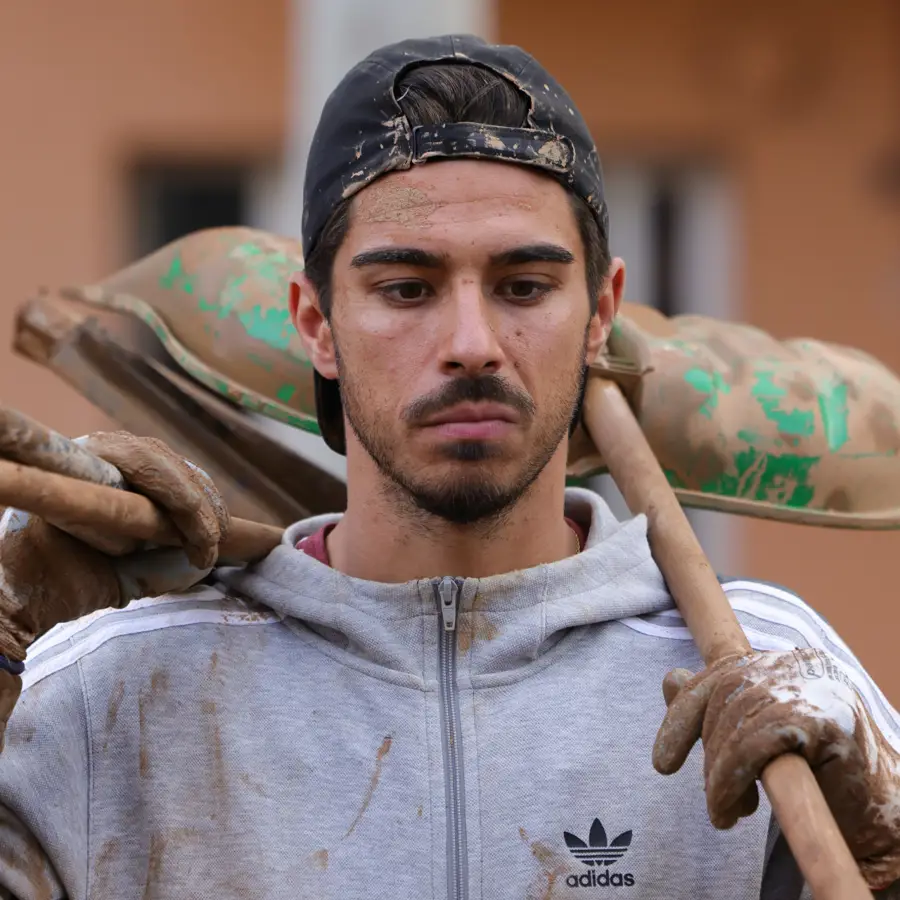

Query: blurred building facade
[1,0,898,697]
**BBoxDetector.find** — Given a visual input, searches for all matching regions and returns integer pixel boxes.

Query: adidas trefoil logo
[563,818,635,889]
[564,818,632,867]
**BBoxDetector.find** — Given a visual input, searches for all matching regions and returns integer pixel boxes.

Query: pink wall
[0,0,286,435]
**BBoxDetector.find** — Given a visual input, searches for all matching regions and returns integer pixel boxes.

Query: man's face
[294,160,617,524]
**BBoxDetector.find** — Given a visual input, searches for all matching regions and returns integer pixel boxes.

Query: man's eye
[499,280,551,302]
[381,281,431,303]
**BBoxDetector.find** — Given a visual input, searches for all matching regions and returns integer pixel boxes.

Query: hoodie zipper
[434,576,468,900]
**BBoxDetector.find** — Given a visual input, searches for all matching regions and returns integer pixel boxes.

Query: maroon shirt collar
[295,519,587,568]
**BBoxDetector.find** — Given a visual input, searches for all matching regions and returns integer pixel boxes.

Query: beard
[335,335,589,526]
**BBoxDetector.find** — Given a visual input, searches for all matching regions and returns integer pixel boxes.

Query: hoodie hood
[216,488,674,681]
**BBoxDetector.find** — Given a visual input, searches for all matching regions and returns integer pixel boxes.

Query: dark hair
[304,63,611,318]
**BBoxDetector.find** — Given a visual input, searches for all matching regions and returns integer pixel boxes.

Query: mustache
[403,375,536,425]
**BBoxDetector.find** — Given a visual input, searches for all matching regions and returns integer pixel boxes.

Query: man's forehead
[357,161,570,213]
[347,160,578,244]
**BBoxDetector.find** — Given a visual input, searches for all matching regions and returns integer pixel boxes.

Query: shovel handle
[582,375,872,900]
[0,406,125,488]
[0,459,282,563]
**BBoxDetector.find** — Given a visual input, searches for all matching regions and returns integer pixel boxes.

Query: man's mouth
[420,403,519,440]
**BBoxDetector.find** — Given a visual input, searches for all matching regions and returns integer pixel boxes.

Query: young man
[0,35,897,899]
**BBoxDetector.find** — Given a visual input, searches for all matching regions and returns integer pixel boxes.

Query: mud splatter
[138,671,169,778]
[519,826,570,900]
[537,138,568,167]
[788,375,816,402]
[239,771,269,798]
[0,821,54,898]
[142,832,165,900]
[358,187,437,227]
[221,609,272,625]
[91,838,119,897]
[140,829,200,900]
[201,699,228,819]
[344,735,393,838]
[458,590,500,655]
[103,681,126,752]
[200,651,231,825]
[138,696,148,777]
[24,834,54,900]
[869,402,900,453]
[311,849,329,870]
[668,439,728,488]
[458,612,499,654]
[703,335,748,377]
[824,488,852,512]
[8,722,36,745]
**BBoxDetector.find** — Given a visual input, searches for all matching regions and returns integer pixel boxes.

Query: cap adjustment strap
[411,123,574,173]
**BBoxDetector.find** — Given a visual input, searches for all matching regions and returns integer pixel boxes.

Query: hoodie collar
[216,488,674,679]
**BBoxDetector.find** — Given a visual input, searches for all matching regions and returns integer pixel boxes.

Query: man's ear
[290,272,338,379]
[585,258,626,364]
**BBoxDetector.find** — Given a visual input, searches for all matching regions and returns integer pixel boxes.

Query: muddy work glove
[653,648,900,891]
[0,431,229,742]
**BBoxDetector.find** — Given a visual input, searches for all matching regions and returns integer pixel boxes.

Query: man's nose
[437,281,506,378]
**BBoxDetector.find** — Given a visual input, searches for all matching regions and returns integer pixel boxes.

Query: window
[129,162,250,259]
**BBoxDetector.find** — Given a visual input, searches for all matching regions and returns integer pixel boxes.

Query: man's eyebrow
[349,248,445,269]
[489,244,575,267]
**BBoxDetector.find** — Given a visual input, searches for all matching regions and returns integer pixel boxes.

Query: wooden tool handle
[583,375,872,900]
[0,406,125,488]
[0,459,282,563]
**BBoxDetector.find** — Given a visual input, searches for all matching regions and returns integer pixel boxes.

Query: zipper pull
[438,576,458,632]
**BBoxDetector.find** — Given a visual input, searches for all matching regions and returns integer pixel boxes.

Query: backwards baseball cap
[302,34,608,454]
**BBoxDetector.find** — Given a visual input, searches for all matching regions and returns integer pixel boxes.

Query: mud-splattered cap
[303,33,608,454]
[302,33,607,256]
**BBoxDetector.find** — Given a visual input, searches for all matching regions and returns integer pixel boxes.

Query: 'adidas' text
[566,870,635,888]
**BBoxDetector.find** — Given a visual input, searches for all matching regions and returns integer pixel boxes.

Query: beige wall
[0,0,286,436]
[499,0,900,700]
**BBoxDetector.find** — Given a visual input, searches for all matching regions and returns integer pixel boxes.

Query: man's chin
[406,482,520,525]
[352,418,560,523]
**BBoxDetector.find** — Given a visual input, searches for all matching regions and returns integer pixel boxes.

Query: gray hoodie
[0,488,896,900]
